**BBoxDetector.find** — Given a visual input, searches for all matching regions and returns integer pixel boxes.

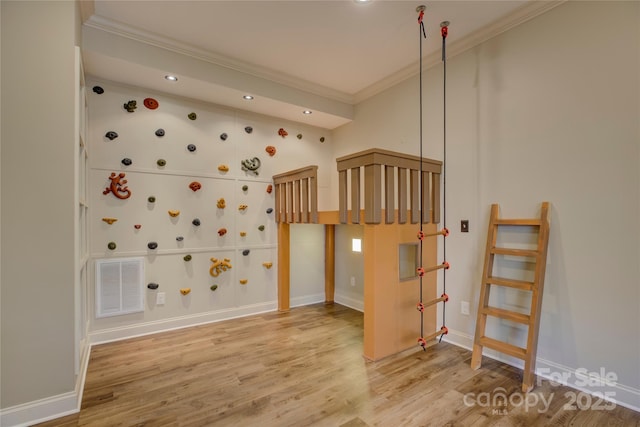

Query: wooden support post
[277,222,290,312]
[324,224,335,304]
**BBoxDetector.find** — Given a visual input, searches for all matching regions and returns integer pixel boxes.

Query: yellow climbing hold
[238,204,248,211]
[168,210,180,217]
[217,198,226,209]
[209,257,233,277]
[180,288,191,295]
[102,217,118,225]
[262,262,273,269]
[239,231,247,237]
[239,279,248,285]
[218,164,229,172]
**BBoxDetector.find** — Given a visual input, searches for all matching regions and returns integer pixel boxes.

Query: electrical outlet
[156,292,166,305]
[350,276,356,287]
[461,220,469,233]
[461,300,470,315]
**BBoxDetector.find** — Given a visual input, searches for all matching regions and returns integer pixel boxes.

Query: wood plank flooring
[37,304,640,426]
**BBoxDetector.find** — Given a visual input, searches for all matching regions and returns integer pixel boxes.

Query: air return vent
[95,257,144,318]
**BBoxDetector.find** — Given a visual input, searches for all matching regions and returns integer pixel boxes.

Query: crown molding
[83,15,356,105]
[353,0,567,103]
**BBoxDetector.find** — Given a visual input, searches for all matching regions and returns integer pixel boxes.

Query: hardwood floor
[38,304,639,426]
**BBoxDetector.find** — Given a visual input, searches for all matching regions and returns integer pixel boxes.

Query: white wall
[1,0,79,411]
[87,80,334,341]
[290,224,325,306]
[334,225,364,311]
[333,1,640,409]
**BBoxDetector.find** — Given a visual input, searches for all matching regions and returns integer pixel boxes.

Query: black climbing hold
[187,144,196,152]
[320,137,325,143]
[242,249,250,256]
[121,158,132,166]
[107,242,116,250]
[192,218,201,226]
[258,225,265,231]
[105,131,118,140]
[148,196,156,203]
[155,128,165,137]
[147,283,159,290]
[148,242,158,250]
[244,126,253,134]
[242,185,248,191]
[210,284,218,291]
[157,159,166,167]
[188,112,197,120]
[124,100,137,113]
[183,254,192,262]
[92,86,104,94]
[176,236,184,242]
[297,134,303,140]
[266,208,273,214]
[220,133,228,141]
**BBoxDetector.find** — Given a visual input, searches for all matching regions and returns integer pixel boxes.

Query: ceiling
[81,0,562,129]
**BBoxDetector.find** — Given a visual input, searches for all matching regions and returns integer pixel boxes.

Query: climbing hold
[262,262,273,269]
[258,225,265,231]
[155,128,165,137]
[417,231,425,241]
[239,279,248,285]
[107,242,116,250]
[121,158,132,166]
[418,337,427,349]
[266,184,273,194]
[176,236,184,242]
[148,242,158,250]
[147,283,159,290]
[102,217,118,225]
[134,224,142,229]
[297,134,302,140]
[157,159,166,167]
[210,284,218,291]
[217,198,226,209]
[239,231,247,237]
[148,196,156,203]
[103,172,131,199]
[278,128,288,138]
[244,126,253,134]
[143,98,159,110]
[218,164,229,172]
[238,204,248,211]
[189,181,202,192]
[209,257,233,277]
[92,86,104,94]
[320,137,325,143]
[242,185,248,191]
[266,208,273,214]
[187,144,197,152]
[180,288,191,295]
[417,267,425,277]
[217,228,227,236]
[416,302,425,312]
[168,210,180,217]
[220,133,228,141]
[265,146,276,156]
[192,218,201,226]
[242,249,250,256]
[188,112,197,120]
[123,100,137,113]
[183,254,192,262]
[240,157,261,176]
[105,131,119,140]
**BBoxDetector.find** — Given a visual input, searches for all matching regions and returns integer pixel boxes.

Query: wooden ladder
[470,202,550,392]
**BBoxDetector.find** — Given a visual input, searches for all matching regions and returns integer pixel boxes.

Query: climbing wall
[88,80,332,335]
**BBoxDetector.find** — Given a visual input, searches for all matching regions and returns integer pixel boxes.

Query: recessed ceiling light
[243,95,254,100]
[303,110,312,115]
[164,75,178,82]
[354,0,371,3]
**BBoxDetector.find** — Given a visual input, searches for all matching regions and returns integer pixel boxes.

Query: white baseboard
[291,293,325,308]
[89,301,278,345]
[442,327,640,412]
[334,292,364,312]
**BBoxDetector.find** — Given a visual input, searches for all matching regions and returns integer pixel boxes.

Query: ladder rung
[486,276,534,291]
[479,336,527,359]
[482,306,530,324]
[491,247,538,257]
[494,219,541,226]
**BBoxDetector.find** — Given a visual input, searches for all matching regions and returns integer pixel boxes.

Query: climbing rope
[439,20,449,343]
[417,5,427,349]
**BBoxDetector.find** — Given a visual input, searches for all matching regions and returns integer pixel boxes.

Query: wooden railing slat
[421,171,431,224]
[398,167,407,224]
[432,173,440,224]
[385,165,394,224]
[301,178,309,223]
[339,170,347,224]
[364,164,381,224]
[410,169,420,224]
[351,167,360,224]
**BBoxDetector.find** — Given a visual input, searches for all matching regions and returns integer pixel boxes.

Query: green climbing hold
[258,225,265,231]
[107,242,116,250]
[184,254,192,262]
[210,284,218,291]
[242,185,248,191]
[188,112,197,120]
[157,159,166,167]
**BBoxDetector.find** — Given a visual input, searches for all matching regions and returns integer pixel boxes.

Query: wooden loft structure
[273,148,443,360]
